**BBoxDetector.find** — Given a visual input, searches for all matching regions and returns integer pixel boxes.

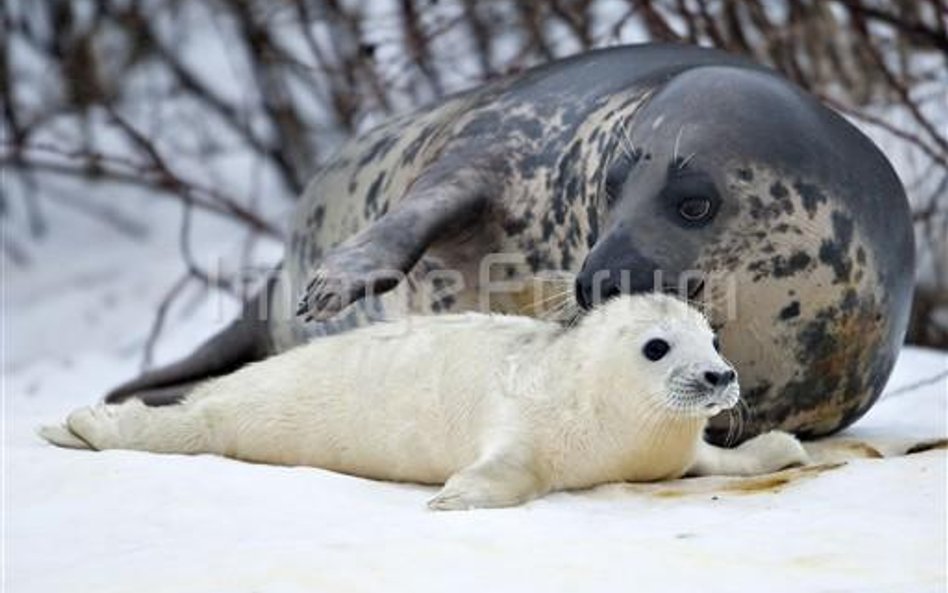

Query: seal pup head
[579,294,739,419]
[574,65,913,441]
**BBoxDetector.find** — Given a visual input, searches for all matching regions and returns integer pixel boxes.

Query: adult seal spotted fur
[43,295,809,509]
[105,44,915,444]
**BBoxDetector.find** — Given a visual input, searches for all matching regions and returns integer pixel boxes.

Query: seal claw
[297,242,404,321]
[297,267,366,321]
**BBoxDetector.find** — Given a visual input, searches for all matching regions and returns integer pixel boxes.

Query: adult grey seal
[105,43,915,444]
[43,294,810,510]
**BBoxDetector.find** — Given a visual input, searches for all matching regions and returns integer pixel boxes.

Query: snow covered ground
[4,192,947,592]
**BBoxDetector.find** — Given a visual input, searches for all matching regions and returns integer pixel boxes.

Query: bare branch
[831,0,948,54]
[2,143,284,239]
[140,273,191,372]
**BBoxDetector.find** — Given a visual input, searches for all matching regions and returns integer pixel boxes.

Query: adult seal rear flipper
[104,281,275,406]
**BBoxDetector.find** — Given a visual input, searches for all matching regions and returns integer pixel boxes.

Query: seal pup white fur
[41,294,808,510]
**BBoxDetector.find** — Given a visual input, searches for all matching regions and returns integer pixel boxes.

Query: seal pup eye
[678,197,712,222]
[643,339,671,361]
[712,336,721,352]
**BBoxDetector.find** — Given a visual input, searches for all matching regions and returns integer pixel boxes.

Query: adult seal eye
[678,197,713,222]
[643,339,671,361]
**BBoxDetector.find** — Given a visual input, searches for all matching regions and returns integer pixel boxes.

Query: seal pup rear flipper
[37,424,93,449]
[104,279,275,406]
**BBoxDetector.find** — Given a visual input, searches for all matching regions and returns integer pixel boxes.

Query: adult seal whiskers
[104,44,915,444]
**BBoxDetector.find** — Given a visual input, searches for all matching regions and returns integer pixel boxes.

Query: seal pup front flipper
[687,430,810,476]
[428,446,552,511]
[296,163,494,321]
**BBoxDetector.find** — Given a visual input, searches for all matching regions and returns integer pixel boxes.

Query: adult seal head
[573,64,914,441]
[102,44,915,445]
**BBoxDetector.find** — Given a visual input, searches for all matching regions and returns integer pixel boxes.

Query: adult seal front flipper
[296,163,494,322]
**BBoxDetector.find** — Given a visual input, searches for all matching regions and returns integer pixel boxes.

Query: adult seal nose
[574,230,663,310]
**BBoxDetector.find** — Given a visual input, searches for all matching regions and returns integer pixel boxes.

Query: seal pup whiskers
[42,294,808,509]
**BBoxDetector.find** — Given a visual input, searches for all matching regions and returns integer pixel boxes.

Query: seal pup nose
[704,370,735,387]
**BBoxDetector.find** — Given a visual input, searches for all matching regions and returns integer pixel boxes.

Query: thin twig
[883,369,948,399]
[140,273,191,371]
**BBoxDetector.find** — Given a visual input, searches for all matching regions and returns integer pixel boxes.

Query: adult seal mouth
[573,272,705,309]
[102,44,914,446]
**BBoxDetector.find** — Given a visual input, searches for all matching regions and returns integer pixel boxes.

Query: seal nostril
[705,370,735,387]
[575,276,621,310]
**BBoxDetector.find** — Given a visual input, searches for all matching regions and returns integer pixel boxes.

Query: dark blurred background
[3,0,946,349]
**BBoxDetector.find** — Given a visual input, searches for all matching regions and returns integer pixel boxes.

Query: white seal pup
[41,294,808,510]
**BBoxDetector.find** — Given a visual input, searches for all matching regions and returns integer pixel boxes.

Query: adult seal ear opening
[104,44,915,445]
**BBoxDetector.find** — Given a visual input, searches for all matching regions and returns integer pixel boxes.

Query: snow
[4,204,947,591]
